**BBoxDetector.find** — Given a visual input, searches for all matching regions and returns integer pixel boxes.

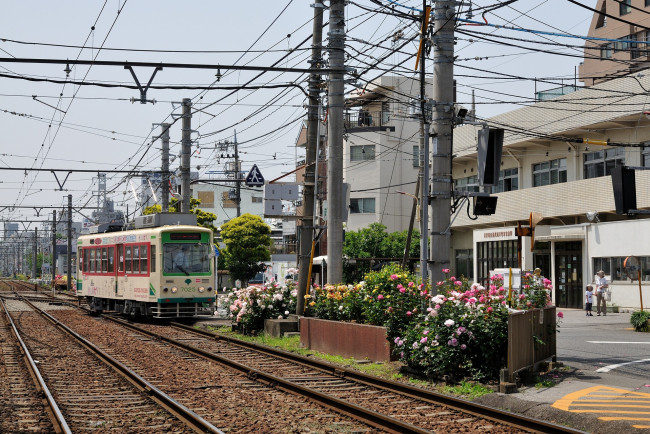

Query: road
[556,308,650,390]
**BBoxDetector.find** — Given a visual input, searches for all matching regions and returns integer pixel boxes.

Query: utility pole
[180,98,192,213]
[429,0,455,289]
[67,194,72,292]
[160,123,171,212]
[234,130,241,217]
[296,0,324,315]
[326,0,345,284]
[51,210,56,290]
[32,227,37,282]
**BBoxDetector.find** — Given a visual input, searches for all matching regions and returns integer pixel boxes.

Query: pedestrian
[585,285,594,316]
[595,270,609,316]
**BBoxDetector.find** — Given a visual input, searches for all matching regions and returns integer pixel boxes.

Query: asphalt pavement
[475,308,650,433]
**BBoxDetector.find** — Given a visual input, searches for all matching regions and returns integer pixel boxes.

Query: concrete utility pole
[32,228,37,280]
[51,210,56,288]
[160,123,171,212]
[67,194,72,292]
[234,131,241,217]
[326,0,345,284]
[180,98,192,213]
[296,0,324,315]
[429,0,455,289]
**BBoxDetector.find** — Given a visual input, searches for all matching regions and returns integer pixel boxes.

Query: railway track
[0,295,220,433]
[99,316,584,433]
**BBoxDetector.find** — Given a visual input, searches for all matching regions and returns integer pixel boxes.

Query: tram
[76,214,216,318]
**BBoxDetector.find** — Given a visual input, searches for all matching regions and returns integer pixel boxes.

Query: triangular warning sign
[245,164,264,187]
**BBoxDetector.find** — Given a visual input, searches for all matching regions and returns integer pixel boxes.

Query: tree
[143,197,217,233]
[343,223,420,258]
[220,213,272,283]
[342,223,420,283]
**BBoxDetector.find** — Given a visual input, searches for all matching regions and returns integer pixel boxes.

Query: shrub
[393,273,510,381]
[361,263,421,340]
[631,310,650,332]
[305,283,364,322]
[223,280,298,333]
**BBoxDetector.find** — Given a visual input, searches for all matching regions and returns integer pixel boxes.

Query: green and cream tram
[77,218,215,318]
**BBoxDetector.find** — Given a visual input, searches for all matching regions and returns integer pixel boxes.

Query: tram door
[116,244,125,297]
[554,242,582,309]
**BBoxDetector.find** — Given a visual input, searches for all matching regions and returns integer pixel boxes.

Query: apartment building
[579,0,650,86]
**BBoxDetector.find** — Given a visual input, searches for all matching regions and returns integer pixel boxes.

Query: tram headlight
[171,286,178,293]
[198,286,205,293]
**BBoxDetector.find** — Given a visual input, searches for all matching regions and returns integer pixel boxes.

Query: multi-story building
[342,76,424,234]
[451,72,650,310]
[579,0,650,86]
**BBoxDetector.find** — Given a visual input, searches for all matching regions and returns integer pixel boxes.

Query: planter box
[300,317,394,362]
[607,306,619,313]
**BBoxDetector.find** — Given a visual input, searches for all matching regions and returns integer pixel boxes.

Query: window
[163,243,211,274]
[150,245,156,272]
[592,256,650,281]
[614,36,629,53]
[252,196,263,203]
[647,0,650,7]
[600,43,612,59]
[412,145,421,167]
[349,198,375,214]
[533,159,567,187]
[118,245,124,272]
[89,249,96,273]
[197,191,214,208]
[83,249,89,272]
[583,148,624,179]
[477,240,518,286]
[125,246,132,273]
[350,145,375,161]
[455,249,473,280]
[222,191,237,208]
[101,248,108,272]
[454,175,479,193]
[620,0,631,15]
[629,33,640,59]
[494,168,519,193]
[108,247,115,273]
[596,2,606,28]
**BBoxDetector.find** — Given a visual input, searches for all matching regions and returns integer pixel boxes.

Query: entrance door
[554,242,582,309]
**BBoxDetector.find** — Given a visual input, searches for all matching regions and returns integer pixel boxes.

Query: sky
[0,0,596,228]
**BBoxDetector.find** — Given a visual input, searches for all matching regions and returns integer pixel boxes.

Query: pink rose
[557,311,564,319]
[442,268,450,274]
[377,294,384,300]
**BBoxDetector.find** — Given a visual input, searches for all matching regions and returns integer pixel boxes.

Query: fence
[502,306,557,383]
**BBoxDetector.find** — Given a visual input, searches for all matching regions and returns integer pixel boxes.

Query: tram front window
[163,243,211,274]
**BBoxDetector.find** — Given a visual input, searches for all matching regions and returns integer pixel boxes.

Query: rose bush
[393,272,510,381]
[223,279,298,333]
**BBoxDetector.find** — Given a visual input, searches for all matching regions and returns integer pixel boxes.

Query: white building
[343,76,424,233]
[451,72,650,310]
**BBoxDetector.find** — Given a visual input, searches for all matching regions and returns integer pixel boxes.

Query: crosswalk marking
[553,385,650,428]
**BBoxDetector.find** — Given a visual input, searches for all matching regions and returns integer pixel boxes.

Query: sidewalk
[475,308,649,434]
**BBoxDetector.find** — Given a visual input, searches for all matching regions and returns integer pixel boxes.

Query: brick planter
[299,317,394,362]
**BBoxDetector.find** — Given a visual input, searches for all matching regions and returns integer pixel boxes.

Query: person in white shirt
[595,270,608,316]
[174,246,189,273]
[585,285,594,317]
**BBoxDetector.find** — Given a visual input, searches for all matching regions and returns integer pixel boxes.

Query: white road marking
[595,358,650,373]
[587,341,650,344]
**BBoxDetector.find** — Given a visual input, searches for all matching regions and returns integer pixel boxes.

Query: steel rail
[15,295,224,434]
[0,296,72,434]
[169,322,586,434]
[106,316,429,434]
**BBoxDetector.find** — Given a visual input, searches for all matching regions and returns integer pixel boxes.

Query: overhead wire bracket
[125,64,162,104]
[51,170,72,191]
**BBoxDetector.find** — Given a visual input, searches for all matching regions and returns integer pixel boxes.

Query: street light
[396,191,420,222]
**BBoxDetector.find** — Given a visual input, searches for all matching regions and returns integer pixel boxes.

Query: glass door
[554,242,582,309]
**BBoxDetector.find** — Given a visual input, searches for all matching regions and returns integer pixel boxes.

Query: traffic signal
[472,195,498,215]
[611,166,636,214]
[477,128,504,186]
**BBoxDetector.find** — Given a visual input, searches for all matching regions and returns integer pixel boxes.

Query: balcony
[344,110,395,133]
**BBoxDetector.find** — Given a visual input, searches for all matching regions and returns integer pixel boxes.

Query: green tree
[342,223,420,283]
[220,213,272,283]
[143,197,217,233]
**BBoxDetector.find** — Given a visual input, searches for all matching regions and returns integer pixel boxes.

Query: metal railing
[344,110,392,129]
